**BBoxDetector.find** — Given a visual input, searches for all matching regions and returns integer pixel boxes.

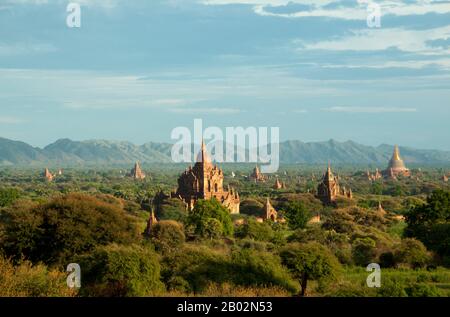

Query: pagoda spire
[393,145,401,161]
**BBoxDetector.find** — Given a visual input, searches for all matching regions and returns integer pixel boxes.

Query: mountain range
[0,137,449,167]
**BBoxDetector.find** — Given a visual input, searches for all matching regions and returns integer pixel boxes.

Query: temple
[256,198,278,222]
[250,165,266,182]
[317,164,352,205]
[273,177,286,190]
[367,168,382,181]
[44,168,54,182]
[130,161,146,180]
[384,145,411,179]
[172,142,240,214]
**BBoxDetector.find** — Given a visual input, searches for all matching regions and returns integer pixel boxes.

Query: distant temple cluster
[367,169,382,181]
[171,142,240,214]
[38,141,425,229]
[43,168,62,182]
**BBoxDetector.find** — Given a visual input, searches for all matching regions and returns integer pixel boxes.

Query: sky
[0,0,449,150]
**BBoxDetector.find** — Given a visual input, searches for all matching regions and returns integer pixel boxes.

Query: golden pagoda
[384,145,411,178]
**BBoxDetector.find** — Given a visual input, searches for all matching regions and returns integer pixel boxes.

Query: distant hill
[0,137,449,167]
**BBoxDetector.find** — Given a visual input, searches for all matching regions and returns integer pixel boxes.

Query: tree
[230,249,298,294]
[394,238,430,269]
[0,188,21,207]
[186,199,233,238]
[352,237,377,266]
[280,242,341,296]
[77,243,164,297]
[202,218,223,240]
[283,201,311,230]
[0,193,141,265]
[150,220,185,253]
[405,190,450,263]
[235,218,274,242]
[0,256,76,297]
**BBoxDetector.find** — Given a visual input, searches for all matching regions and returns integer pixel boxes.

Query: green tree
[352,237,377,266]
[0,193,141,265]
[0,188,21,207]
[186,199,233,238]
[202,218,223,240]
[0,256,76,297]
[283,201,311,230]
[230,249,299,294]
[235,219,274,241]
[150,220,185,253]
[280,242,341,296]
[77,243,164,297]
[394,238,430,269]
[405,190,450,263]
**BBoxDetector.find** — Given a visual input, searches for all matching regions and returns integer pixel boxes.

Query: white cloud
[0,116,26,124]
[324,106,417,113]
[168,107,242,114]
[297,25,450,55]
[0,42,58,56]
[201,0,450,20]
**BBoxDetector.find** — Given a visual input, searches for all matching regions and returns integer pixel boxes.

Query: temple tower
[384,145,411,178]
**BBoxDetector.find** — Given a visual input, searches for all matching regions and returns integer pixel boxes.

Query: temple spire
[393,145,401,161]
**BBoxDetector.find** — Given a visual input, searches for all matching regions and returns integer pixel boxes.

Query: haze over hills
[0,137,449,167]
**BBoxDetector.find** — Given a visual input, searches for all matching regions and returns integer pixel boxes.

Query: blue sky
[0,0,449,150]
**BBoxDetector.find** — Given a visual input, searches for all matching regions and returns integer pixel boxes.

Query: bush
[0,193,141,266]
[376,278,408,297]
[379,252,396,269]
[405,283,443,297]
[405,190,450,262]
[0,188,21,207]
[77,243,164,297]
[352,237,377,267]
[161,245,229,293]
[394,238,431,269]
[283,201,311,230]
[235,219,274,242]
[150,220,185,253]
[0,256,76,297]
[230,249,299,294]
[240,199,264,217]
[156,198,187,222]
[186,199,233,238]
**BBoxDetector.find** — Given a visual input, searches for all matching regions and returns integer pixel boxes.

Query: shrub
[230,249,299,294]
[161,245,229,293]
[186,199,233,238]
[0,188,21,207]
[283,201,311,230]
[405,190,450,262]
[352,237,377,267]
[150,220,185,253]
[0,193,141,266]
[235,219,274,242]
[394,238,431,269]
[379,252,396,269]
[0,256,76,297]
[405,283,442,297]
[77,243,164,297]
